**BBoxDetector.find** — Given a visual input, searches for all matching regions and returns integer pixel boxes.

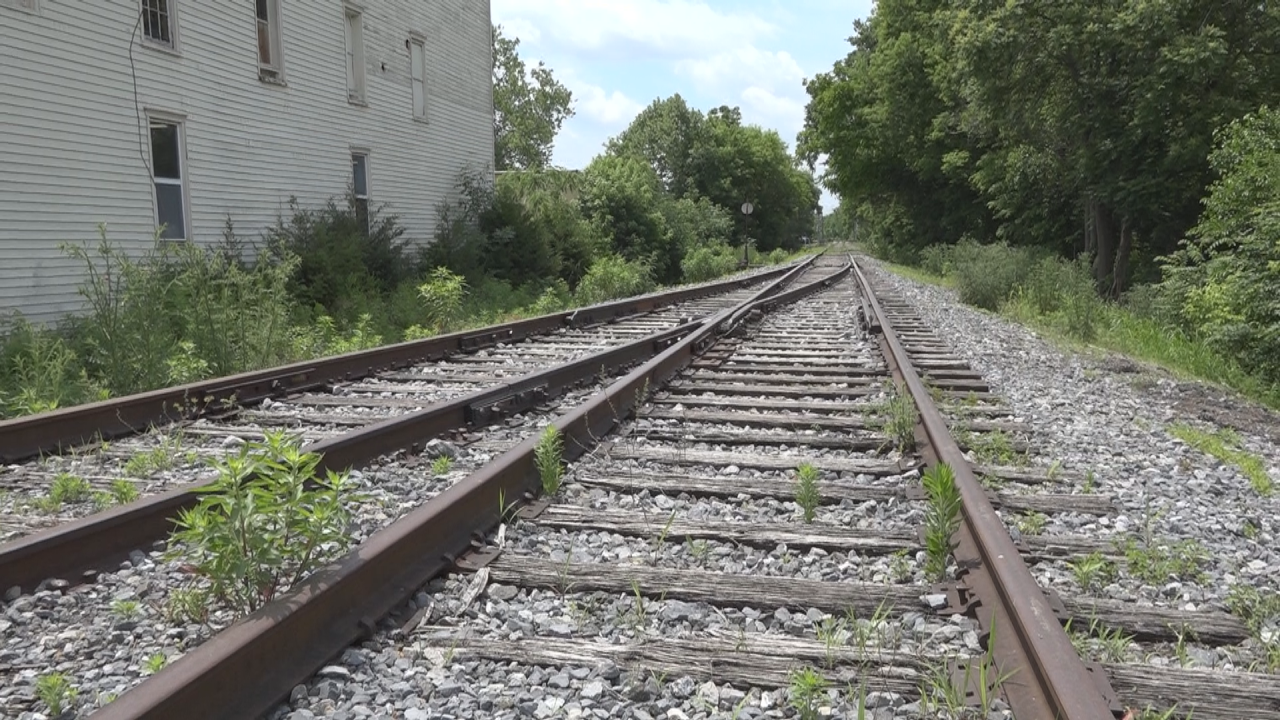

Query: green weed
[1117,536,1208,585]
[788,666,830,720]
[49,473,92,504]
[535,426,564,496]
[167,431,358,616]
[795,462,822,523]
[922,463,962,582]
[36,672,78,716]
[142,653,168,675]
[1068,551,1118,592]
[431,455,454,476]
[110,479,140,505]
[1169,422,1273,496]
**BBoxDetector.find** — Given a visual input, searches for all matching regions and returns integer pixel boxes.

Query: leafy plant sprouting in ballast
[167,430,358,616]
[922,462,962,582]
[795,462,822,523]
[535,425,565,496]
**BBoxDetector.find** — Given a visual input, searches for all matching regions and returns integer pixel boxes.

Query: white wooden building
[0,0,494,324]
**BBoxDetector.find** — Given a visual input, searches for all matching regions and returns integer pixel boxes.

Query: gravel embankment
[862,257,1280,673]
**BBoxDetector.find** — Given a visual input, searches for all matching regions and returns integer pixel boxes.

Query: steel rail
[850,259,1116,719]
[0,258,816,595]
[91,259,848,720]
[0,264,795,464]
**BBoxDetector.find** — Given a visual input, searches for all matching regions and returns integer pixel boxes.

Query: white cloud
[676,47,805,94]
[493,0,775,59]
[575,84,646,126]
[739,86,805,135]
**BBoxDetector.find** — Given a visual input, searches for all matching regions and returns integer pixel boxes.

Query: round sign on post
[741,202,754,215]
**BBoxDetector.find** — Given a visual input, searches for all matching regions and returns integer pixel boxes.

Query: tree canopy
[492,25,575,171]
[801,0,1280,295]
[609,95,820,252]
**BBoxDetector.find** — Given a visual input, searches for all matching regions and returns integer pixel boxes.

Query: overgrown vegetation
[2,28,816,420]
[167,430,358,616]
[873,241,1280,408]
[1168,422,1273,496]
[806,2,1280,404]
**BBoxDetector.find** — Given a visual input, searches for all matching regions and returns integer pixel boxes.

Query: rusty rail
[0,259,816,595]
[850,259,1118,719]
[91,259,848,720]
[0,264,795,463]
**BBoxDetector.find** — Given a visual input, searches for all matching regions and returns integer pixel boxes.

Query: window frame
[146,111,192,242]
[344,6,367,105]
[409,32,427,122]
[0,0,40,15]
[256,0,285,83]
[140,0,181,52]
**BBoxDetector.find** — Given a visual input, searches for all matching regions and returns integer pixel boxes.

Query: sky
[490,0,876,213]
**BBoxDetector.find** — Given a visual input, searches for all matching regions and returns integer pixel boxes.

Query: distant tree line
[802,0,1280,386]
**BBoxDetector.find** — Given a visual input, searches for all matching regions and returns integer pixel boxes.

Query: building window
[351,153,369,232]
[150,120,188,240]
[142,0,175,47]
[344,8,366,104]
[410,36,427,120]
[257,0,283,80]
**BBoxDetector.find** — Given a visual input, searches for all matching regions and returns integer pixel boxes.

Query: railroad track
[2,252,1276,719]
[0,262,803,589]
[0,257,838,718]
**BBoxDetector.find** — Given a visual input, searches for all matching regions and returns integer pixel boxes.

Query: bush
[417,267,468,333]
[948,241,1037,310]
[575,255,655,305]
[265,197,413,314]
[527,279,572,316]
[1162,106,1280,384]
[168,431,358,615]
[0,318,107,417]
[918,245,952,277]
[62,232,298,395]
[681,242,739,283]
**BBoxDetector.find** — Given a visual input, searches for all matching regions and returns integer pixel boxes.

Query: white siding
[0,0,494,324]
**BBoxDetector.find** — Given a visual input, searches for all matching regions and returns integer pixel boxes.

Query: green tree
[580,155,679,282]
[493,25,575,170]
[1163,107,1280,383]
[611,96,820,252]
[802,0,1280,292]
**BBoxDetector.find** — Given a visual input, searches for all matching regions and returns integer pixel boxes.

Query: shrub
[417,267,468,333]
[681,242,739,283]
[527,279,572,316]
[1162,106,1280,384]
[265,196,413,314]
[575,255,655,305]
[167,431,358,615]
[0,318,107,418]
[949,241,1037,310]
[918,245,951,276]
[62,232,298,395]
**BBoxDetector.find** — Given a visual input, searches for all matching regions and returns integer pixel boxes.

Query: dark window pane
[150,123,181,179]
[258,20,272,65]
[352,155,367,196]
[257,0,268,21]
[142,0,171,43]
[155,183,185,239]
